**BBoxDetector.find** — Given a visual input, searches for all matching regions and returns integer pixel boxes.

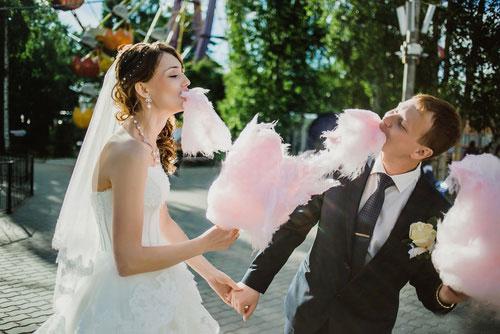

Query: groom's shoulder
[419,174,452,214]
[330,161,373,185]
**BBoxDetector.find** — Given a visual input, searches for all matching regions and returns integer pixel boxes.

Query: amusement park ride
[52,0,217,129]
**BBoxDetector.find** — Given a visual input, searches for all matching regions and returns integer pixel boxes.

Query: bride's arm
[159,204,227,280]
[109,143,237,277]
[159,204,241,302]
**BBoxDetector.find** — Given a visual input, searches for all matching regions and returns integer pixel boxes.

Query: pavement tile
[0,322,19,331]
[5,323,40,334]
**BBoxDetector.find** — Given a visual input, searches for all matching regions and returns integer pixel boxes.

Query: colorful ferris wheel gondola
[72,54,100,78]
[96,27,134,51]
[52,0,85,11]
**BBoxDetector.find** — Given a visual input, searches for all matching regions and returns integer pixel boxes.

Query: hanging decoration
[72,106,94,129]
[71,55,100,78]
[96,27,134,51]
[97,50,114,74]
[52,0,84,11]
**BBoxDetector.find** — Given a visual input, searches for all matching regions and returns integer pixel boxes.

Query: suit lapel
[390,175,433,238]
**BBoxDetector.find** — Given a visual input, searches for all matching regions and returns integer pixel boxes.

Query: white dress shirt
[359,156,421,263]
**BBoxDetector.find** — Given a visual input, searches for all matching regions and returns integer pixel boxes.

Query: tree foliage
[1,0,78,155]
[440,0,499,137]
[184,58,225,104]
[219,0,331,138]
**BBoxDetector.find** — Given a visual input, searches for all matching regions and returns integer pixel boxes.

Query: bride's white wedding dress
[37,165,219,333]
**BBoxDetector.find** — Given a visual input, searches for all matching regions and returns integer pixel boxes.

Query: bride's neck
[130,110,169,144]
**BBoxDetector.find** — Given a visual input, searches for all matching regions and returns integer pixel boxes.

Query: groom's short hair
[414,94,461,159]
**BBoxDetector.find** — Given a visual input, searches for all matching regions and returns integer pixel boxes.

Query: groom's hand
[206,269,241,307]
[438,284,469,305]
[231,282,260,321]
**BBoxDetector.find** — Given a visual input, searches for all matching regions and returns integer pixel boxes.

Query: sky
[56,0,229,68]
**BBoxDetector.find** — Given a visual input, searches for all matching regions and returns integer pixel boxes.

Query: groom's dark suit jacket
[242,165,453,334]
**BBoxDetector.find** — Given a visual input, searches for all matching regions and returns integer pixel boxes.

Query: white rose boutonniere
[407,217,438,259]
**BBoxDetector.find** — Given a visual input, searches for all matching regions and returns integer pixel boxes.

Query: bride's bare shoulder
[100,129,149,172]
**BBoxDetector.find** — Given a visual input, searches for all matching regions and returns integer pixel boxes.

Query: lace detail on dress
[76,264,219,333]
[128,264,196,332]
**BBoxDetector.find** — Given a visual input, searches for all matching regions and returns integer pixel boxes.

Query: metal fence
[0,155,34,214]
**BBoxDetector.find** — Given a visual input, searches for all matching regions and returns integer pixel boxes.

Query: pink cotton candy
[313,109,386,179]
[181,87,232,158]
[206,115,336,250]
[432,154,500,310]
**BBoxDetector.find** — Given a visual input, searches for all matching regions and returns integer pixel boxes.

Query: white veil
[49,61,120,319]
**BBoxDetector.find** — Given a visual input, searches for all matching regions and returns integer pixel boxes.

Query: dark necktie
[351,173,395,276]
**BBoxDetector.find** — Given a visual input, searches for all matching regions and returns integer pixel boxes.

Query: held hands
[197,227,259,320]
[206,269,242,307]
[228,282,260,321]
[197,226,240,306]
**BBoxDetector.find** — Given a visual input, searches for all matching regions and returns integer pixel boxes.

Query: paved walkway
[0,159,499,333]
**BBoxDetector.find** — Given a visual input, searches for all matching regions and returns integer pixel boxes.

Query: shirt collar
[371,155,421,193]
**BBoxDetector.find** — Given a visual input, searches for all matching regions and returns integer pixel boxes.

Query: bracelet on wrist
[436,283,456,309]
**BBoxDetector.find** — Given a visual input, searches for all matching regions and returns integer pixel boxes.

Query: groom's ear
[134,82,149,99]
[411,145,433,161]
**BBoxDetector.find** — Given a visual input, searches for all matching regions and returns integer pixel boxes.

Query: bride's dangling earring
[145,93,152,109]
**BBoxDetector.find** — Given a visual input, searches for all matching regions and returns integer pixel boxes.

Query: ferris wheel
[52,0,218,128]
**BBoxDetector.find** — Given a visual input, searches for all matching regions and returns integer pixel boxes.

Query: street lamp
[3,10,10,152]
[396,0,436,101]
[421,4,436,34]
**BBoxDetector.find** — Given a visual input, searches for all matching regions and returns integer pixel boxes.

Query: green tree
[323,0,440,114]
[440,0,500,138]
[1,0,78,156]
[184,58,225,104]
[220,0,331,139]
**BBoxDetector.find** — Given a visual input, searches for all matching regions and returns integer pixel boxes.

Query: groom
[230,94,467,333]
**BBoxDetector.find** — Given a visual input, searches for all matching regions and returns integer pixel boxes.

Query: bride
[36,42,239,333]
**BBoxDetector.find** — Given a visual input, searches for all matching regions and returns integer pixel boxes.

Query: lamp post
[396,0,436,101]
[2,10,9,152]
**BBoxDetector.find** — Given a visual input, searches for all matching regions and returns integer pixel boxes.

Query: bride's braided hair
[113,42,180,174]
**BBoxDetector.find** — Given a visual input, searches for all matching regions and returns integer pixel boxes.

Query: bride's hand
[197,226,239,252]
[206,269,242,306]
